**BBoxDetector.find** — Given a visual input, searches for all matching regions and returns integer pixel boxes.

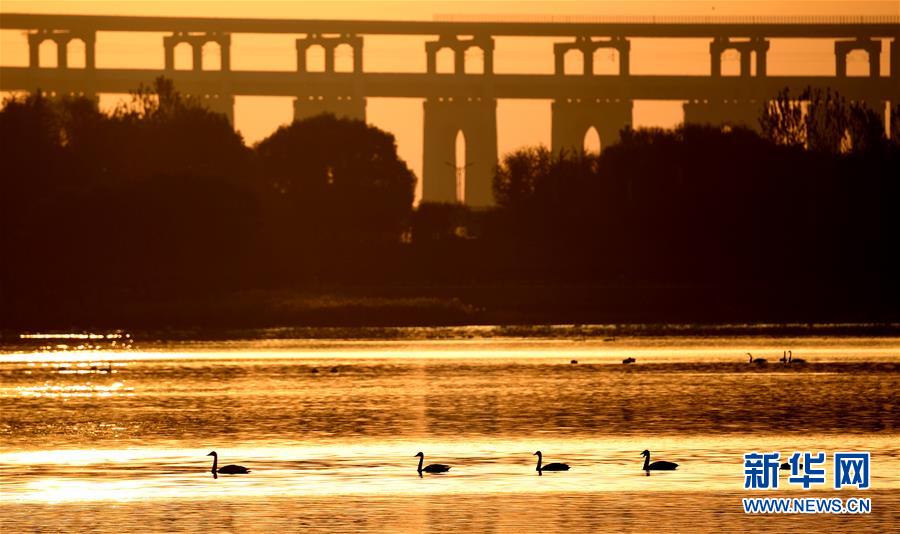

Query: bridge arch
[846,49,873,77]
[583,126,601,154]
[551,99,632,156]
[592,48,619,76]
[173,42,193,70]
[305,44,326,72]
[201,41,221,71]
[66,38,86,69]
[463,46,484,75]
[334,43,354,73]
[454,129,467,202]
[422,96,497,207]
[720,49,741,76]
[435,47,454,74]
[563,48,583,75]
[38,39,57,68]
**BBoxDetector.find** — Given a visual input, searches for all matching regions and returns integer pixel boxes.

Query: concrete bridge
[1,13,898,206]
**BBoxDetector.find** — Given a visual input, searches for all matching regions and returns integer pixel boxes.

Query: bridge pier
[293,95,366,122]
[28,29,96,69]
[163,32,231,71]
[710,37,768,76]
[296,33,363,73]
[196,93,234,124]
[683,99,763,130]
[835,38,881,77]
[554,36,630,75]
[422,96,497,206]
[551,98,633,154]
[425,35,494,74]
[891,38,900,80]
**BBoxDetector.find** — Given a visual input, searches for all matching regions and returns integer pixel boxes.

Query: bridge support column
[293,95,366,122]
[422,97,497,207]
[551,98,633,155]
[683,99,763,130]
[710,37,769,77]
[200,93,235,124]
[425,35,494,75]
[164,32,231,71]
[835,38,881,77]
[296,34,363,73]
[554,36,630,76]
[891,38,900,80]
[28,30,96,69]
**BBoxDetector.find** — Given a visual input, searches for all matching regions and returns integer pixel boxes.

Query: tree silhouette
[255,113,415,245]
[760,86,888,155]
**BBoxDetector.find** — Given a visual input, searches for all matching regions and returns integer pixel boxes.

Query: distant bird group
[205,449,679,477]
[749,350,808,366]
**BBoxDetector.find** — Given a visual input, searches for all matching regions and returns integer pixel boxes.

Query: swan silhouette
[415,452,450,475]
[534,451,570,473]
[641,450,678,471]
[788,351,806,364]
[779,351,788,364]
[207,451,249,476]
[747,353,767,365]
[622,357,636,364]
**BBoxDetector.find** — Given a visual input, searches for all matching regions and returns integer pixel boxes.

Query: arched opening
[173,42,193,70]
[592,48,619,75]
[305,44,326,72]
[67,39,86,69]
[201,41,221,71]
[564,49,583,75]
[454,129,466,203]
[334,43,354,73]
[846,50,870,77]
[436,47,455,74]
[721,49,740,76]
[38,40,57,68]
[583,126,601,154]
[463,46,484,74]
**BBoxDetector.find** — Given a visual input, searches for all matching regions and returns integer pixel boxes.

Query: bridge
[1,13,898,206]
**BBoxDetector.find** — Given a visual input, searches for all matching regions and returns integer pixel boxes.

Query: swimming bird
[788,351,806,364]
[570,359,578,364]
[622,357,636,364]
[207,451,249,475]
[641,450,678,471]
[415,452,450,474]
[779,351,788,364]
[534,451,570,473]
[747,353,767,365]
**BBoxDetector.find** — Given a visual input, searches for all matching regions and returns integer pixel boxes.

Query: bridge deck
[1,13,899,38]
[2,68,896,101]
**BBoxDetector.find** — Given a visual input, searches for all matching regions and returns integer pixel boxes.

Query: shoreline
[3,322,900,345]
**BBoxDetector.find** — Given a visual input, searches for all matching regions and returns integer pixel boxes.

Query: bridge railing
[433,14,900,25]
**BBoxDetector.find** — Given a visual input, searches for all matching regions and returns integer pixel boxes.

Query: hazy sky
[1,1,897,185]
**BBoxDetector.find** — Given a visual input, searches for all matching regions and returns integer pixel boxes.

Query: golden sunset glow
[1,2,898,532]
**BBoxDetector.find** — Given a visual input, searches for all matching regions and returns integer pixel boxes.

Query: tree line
[1,79,897,327]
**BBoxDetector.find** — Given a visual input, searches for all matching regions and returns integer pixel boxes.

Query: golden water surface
[1,334,897,532]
